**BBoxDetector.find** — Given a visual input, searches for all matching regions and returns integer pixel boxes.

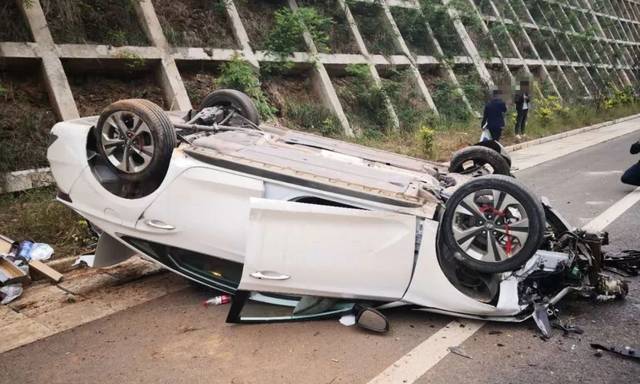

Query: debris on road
[203,295,231,307]
[339,314,356,326]
[0,284,23,305]
[603,250,640,276]
[28,243,54,261]
[73,254,96,268]
[0,256,28,285]
[552,320,584,336]
[29,260,63,283]
[532,304,552,338]
[1,233,63,304]
[1,235,30,304]
[448,346,472,359]
[590,343,640,362]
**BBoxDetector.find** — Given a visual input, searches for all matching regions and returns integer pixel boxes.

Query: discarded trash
[339,314,356,326]
[0,256,29,285]
[603,250,640,276]
[0,284,23,305]
[590,343,640,362]
[552,320,584,336]
[448,346,472,359]
[73,254,96,268]
[28,243,54,261]
[203,295,232,306]
[17,240,33,259]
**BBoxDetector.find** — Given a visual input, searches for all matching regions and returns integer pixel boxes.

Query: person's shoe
[516,134,522,141]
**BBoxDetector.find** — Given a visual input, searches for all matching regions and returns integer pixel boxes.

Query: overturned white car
[47,90,626,333]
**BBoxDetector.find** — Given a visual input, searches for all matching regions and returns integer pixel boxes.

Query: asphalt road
[1,132,639,384]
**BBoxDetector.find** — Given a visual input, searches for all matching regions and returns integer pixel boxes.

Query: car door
[136,166,264,264]
[238,198,417,301]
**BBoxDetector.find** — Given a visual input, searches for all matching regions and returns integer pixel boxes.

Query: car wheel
[441,175,545,273]
[199,89,260,126]
[449,146,511,176]
[95,99,176,184]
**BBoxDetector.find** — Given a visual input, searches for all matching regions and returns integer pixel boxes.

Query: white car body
[47,112,584,324]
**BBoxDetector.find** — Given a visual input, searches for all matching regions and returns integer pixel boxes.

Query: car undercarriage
[46,89,636,335]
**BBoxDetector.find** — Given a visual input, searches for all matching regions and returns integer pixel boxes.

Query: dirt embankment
[0,2,32,42]
[0,71,57,173]
[153,0,237,48]
[69,73,166,117]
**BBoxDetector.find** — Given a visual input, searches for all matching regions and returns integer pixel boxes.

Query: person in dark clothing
[621,140,640,186]
[481,89,507,141]
[514,80,531,139]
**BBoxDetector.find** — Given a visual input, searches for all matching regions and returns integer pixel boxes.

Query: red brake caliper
[479,205,512,257]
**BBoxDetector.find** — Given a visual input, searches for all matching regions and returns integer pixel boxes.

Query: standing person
[621,139,640,186]
[481,88,507,142]
[514,80,531,140]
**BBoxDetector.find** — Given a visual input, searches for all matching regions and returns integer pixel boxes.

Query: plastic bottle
[203,295,232,306]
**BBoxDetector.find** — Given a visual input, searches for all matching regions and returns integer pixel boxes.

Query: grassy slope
[0,187,96,260]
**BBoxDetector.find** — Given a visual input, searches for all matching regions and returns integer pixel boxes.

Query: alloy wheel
[451,188,530,262]
[100,111,155,174]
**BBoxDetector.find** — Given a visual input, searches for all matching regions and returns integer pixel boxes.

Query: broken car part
[355,306,390,333]
[590,343,640,362]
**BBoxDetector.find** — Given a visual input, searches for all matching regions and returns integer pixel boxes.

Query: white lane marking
[583,187,640,232]
[585,201,608,206]
[368,188,640,384]
[511,119,640,171]
[586,170,623,176]
[367,320,483,384]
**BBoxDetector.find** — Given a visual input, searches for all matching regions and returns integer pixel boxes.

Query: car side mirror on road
[356,307,389,333]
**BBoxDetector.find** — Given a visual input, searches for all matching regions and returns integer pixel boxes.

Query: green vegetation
[416,125,436,156]
[351,84,640,161]
[419,0,466,57]
[299,0,359,53]
[283,102,342,136]
[0,187,96,260]
[115,50,147,71]
[454,68,488,112]
[390,6,437,56]
[381,67,434,132]
[448,0,496,59]
[348,0,400,55]
[216,57,276,119]
[431,79,472,122]
[335,64,393,136]
[265,6,333,56]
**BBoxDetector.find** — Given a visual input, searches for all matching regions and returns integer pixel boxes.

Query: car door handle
[144,219,175,230]
[250,271,291,280]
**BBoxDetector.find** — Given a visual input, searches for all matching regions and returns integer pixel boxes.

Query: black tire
[95,99,176,184]
[449,146,511,176]
[441,175,546,273]
[199,89,260,126]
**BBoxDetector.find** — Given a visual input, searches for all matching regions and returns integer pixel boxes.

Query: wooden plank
[28,260,63,283]
[0,235,15,255]
[0,258,29,285]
